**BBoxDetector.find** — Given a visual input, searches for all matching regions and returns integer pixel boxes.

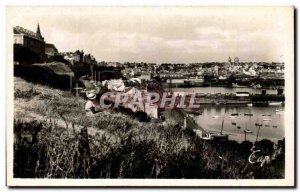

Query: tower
[36,23,44,40]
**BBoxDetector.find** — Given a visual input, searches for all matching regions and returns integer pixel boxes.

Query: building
[45,43,58,58]
[106,62,122,68]
[14,24,45,59]
[59,52,80,65]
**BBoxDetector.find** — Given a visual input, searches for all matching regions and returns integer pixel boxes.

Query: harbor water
[189,105,284,143]
[172,87,283,95]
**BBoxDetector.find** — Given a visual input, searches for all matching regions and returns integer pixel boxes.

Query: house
[14,24,45,60]
[60,52,80,65]
[45,43,58,58]
[107,62,122,68]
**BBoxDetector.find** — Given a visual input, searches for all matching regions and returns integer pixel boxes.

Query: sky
[7,7,293,63]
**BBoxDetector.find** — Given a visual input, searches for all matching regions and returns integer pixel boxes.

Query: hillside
[13,77,284,179]
[33,62,73,75]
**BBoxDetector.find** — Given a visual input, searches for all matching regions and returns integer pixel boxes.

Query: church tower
[36,23,44,40]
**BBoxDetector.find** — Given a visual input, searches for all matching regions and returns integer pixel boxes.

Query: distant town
[14,24,284,91]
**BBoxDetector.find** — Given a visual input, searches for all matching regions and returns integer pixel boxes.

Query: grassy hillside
[33,62,73,74]
[14,77,285,179]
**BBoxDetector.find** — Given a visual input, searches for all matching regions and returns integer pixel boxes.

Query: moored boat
[269,101,283,106]
[232,83,247,88]
[263,118,272,122]
[244,129,253,133]
[262,114,272,116]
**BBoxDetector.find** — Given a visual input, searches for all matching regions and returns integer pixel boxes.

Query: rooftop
[13,26,44,41]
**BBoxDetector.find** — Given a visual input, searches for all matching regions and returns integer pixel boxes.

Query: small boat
[263,118,272,122]
[212,115,219,119]
[269,101,283,106]
[201,131,229,141]
[231,113,239,116]
[232,122,237,126]
[191,111,202,115]
[196,112,203,115]
[244,113,253,116]
[232,83,247,88]
[252,84,262,89]
[272,125,278,128]
[214,101,221,105]
[244,129,253,133]
[247,103,253,107]
[255,123,263,126]
[275,109,284,113]
[237,126,241,129]
[262,114,272,116]
[196,110,203,114]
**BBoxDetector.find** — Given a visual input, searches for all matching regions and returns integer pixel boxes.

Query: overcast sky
[8,7,293,63]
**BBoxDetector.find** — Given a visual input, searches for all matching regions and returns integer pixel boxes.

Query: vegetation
[14,64,72,90]
[14,44,41,65]
[13,77,285,179]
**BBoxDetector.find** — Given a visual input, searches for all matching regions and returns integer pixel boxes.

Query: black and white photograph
[6,6,295,187]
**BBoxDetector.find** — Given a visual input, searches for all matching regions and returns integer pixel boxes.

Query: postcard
[6,6,295,187]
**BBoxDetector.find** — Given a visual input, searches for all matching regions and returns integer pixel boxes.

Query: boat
[209,110,229,141]
[272,125,278,128]
[247,103,253,107]
[244,129,253,133]
[201,131,229,141]
[212,115,219,119]
[193,111,202,115]
[232,83,247,88]
[262,114,272,116]
[263,118,272,122]
[237,126,241,129]
[232,122,237,126]
[186,109,202,115]
[214,101,221,105]
[244,113,253,116]
[255,123,263,126]
[252,84,262,89]
[231,113,239,116]
[269,101,283,106]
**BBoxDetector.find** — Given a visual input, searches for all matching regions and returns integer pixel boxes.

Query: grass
[13,77,285,179]
[33,62,73,74]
